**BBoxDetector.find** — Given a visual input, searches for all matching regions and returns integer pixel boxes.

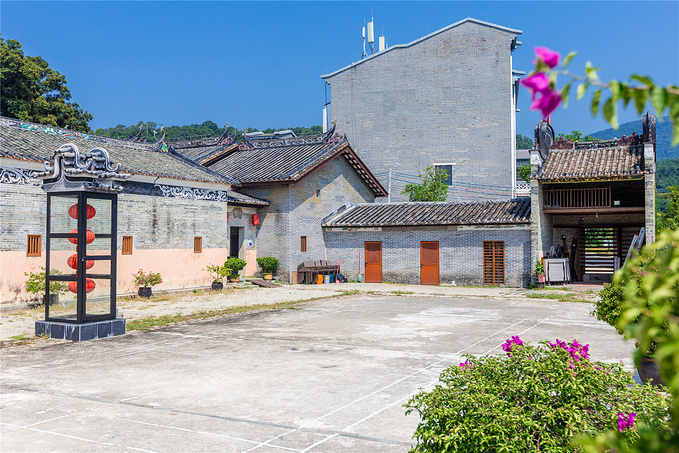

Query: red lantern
[68,204,96,220]
[67,229,95,245]
[252,214,260,226]
[68,278,96,294]
[67,254,94,270]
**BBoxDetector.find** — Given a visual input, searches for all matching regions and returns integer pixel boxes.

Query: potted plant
[132,269,162,298]
[205,263,231,290]
[256,257,279,281]
[535,260,545,287]
[24,266,68,306]
[225,257,246,283]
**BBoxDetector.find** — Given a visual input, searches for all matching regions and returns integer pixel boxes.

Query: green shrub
[225,257,246,276]
[405,337,671,453]
[256,257,279,274]
[132,269,162,287]
[24,267,68,296]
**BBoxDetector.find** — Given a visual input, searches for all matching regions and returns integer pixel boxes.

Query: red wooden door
[420,241,439,285]
[364,242,382,283]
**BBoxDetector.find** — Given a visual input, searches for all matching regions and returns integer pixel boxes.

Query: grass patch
[526,292,578,302]
[9,334,32,340]
[391,290,414,296]
[127,291,361,331]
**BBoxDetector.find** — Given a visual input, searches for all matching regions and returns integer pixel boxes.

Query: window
[483,241,505,285]
[122,236,133,255]
[27,234,41,257]
[194,236,203,254]
[434,164,455,186]
[301,236,307,252]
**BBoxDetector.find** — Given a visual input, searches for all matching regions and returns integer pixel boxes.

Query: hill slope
[589,117,677,160]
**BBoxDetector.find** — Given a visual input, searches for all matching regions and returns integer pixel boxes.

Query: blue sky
[3,1,678,137]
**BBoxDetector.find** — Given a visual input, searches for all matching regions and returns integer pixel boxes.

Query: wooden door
[364,242,382,283]
[483,241,504,285]
[420,241,439,285]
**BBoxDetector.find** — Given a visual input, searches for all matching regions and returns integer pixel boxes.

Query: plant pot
[229,276,240,283]
[263,273,273,281]
[637,356,665,387]
[138,287,153,298]
[43,293,59,306]
[211,281,224,291]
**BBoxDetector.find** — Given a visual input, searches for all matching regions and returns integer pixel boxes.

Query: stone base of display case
[35,318,126,341]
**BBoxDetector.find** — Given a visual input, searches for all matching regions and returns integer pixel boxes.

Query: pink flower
[534,46,561,69]
[521,73,550,97]
[617,412,636,431]
[530,89,561,119]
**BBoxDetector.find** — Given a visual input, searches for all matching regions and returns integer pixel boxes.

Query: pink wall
[1,248,232,305]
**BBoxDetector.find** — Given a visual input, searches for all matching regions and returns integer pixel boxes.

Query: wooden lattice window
[122,236,133,255]
[27,234,42,257]
[483,241,505,285]
[194,236,203,253]
[301,236,307,252]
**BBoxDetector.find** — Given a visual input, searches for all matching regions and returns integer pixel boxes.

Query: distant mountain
[589,116,678,160]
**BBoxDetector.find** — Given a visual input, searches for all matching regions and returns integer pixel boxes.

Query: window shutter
[483,241,505,285]
[122,236,133,255]
[27,235,42,257]
[194,236,202,253]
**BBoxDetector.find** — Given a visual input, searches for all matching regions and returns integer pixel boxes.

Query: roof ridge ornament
[35,143,131,193]
[245,124,339,149]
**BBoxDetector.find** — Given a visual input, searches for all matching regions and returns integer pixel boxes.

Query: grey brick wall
[241,156,375,282]
[325,21,519,203]
[324,225,531,287]
[1,179,229,252]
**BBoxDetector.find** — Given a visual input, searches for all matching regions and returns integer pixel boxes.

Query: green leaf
[633,87,649,114]
[630,74,654,87]
[585,61,600,81]
[609,80,620,102]
[561,82,572,108]
[620,85,633,107]
[602,97,618,129]
[591,89,602,116]
[562,51,577,67]
[576,83,588,100]
[650,86,667,116]
[672,116,679,147]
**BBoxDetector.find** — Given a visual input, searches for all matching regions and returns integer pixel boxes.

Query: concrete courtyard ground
[0,285,633,452]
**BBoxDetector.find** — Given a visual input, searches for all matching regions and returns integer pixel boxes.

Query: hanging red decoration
[68,279,96,294]
[251,214,260,226]
[67,254,94,270]
[67,229,95,244]
[68,204,96,220]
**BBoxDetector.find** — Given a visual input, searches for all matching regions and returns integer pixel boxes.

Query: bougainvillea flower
[520,73,550,97]
[534,46,561,69]
[617,412,637,431]
[530,89,562,119]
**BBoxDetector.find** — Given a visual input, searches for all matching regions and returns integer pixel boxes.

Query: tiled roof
[537,142,650,182]
[205,127,388,197]
[0,118,235,185]
[228,190,269,206]
[168,132,238,165]
[322,199,531,227]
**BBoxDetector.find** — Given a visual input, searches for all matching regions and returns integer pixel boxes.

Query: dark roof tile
[323,199,531,227]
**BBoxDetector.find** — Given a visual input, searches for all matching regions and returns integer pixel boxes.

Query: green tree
[1,37,92,131]
[657,186,679,232]
[401,166,449,202]
[516,133,534,149]
[519,163,531,183]
[557,130,599,142]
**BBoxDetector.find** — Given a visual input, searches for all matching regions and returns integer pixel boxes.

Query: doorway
[420,241,439,285]
[364,242,382,283]
[229,227,243,258]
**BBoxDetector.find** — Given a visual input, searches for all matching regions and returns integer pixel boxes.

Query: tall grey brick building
[322,18,523,202]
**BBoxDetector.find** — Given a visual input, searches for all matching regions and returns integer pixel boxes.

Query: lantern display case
[34,144,130,341]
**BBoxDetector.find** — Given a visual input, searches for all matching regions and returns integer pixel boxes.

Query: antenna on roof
[367,16,374,54]
[378,26,386,52]
[362,22,367,59]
